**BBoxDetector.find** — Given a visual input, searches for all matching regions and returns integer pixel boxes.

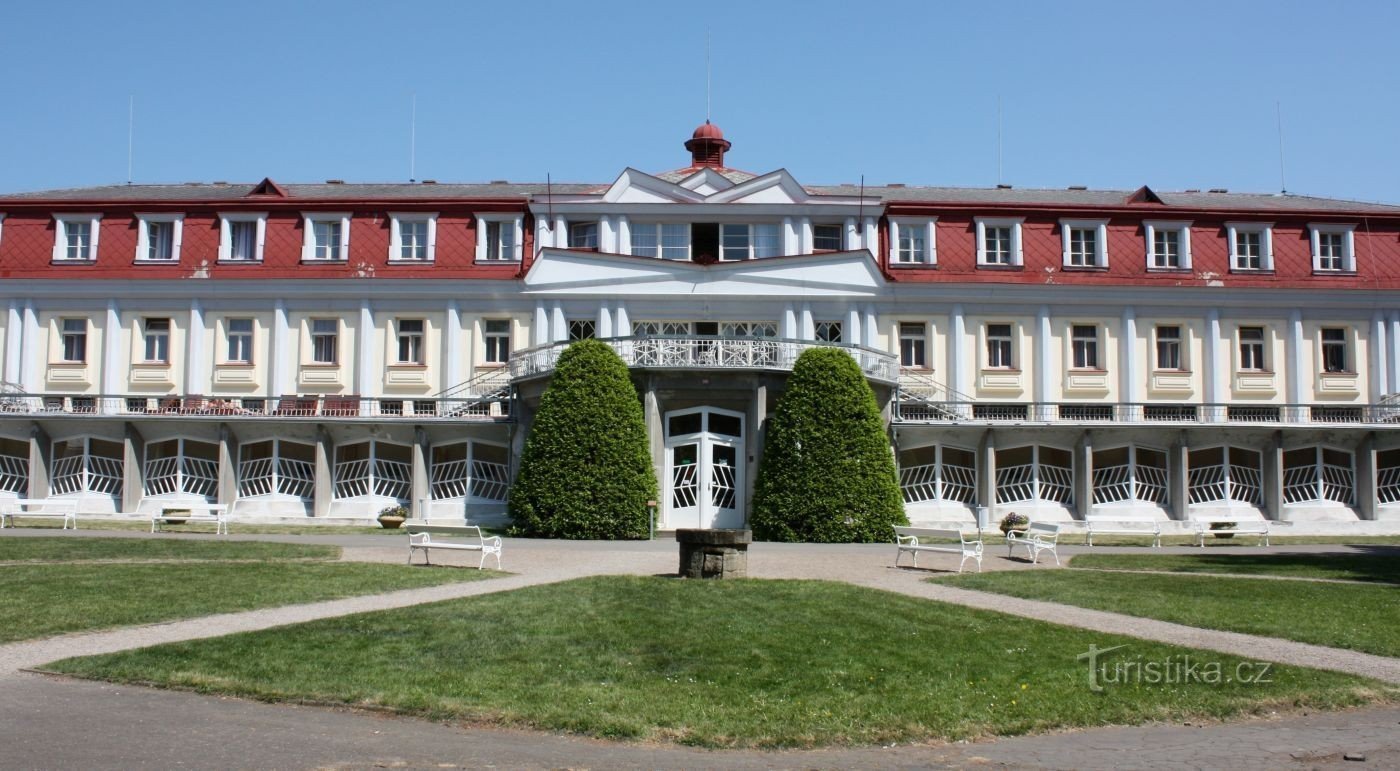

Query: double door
[665,407,744,529]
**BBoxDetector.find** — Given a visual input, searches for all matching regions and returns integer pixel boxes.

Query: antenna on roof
[126,95,134,185]
[546,172,555,242]
[409,93,417,183]
[705,28,712,122]
[996,95,1003,187]
[857,174,865,239]
[1275,100,1288,195]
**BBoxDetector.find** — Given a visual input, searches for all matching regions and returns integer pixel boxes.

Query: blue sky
[2,1,1398,202]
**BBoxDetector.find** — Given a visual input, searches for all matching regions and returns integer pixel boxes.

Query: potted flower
[999,512,1030,535]
[377,505,410,529]
[1210,521,1236,539]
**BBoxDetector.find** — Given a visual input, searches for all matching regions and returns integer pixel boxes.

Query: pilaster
[122,423,145,514]
[27,423,50,499]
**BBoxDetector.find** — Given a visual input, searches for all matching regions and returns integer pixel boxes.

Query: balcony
[509,336,899,383]
[893,400,1400,426]
[0,393,510,422]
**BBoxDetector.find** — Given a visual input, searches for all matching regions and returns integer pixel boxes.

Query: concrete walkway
[1,530,1397,769]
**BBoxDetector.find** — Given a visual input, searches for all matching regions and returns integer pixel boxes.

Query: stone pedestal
[676,528,751,579]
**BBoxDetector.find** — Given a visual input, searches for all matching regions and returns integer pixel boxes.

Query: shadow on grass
[1071,546,1400,585]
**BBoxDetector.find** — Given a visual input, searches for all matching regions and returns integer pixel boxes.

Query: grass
[3,519,402,535]
[0,537,339,562]
[45,576,1391,749]
[1070,552,1400,585]
[939,571,1400,657]
[1077,534,1400,547]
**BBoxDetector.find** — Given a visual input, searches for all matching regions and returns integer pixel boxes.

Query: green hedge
[508,340,658,539]
[751,347,906,542]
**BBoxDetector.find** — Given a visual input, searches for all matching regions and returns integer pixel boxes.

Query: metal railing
[894,400,1400,426]
[899,460,975,505]
[509,336,900,383]
[0,394,509,421]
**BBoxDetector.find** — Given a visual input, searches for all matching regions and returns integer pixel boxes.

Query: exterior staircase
[895,369,969,422]
[433,369,514,418]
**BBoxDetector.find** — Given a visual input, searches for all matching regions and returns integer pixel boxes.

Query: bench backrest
[406,523,486,540]
[894,526,977,543]
[10,499,77,511]
[1084,514,1159,523]
[1027,522,1061,538]
[160,503,227,513]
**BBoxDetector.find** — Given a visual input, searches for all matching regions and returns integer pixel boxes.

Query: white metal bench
[407,523,502,570]
[893,526,983,573]
[1006,522,1062,565]
[1083,514,1162,547]
[151,503,229,535]
[1191,517,1269,547]
[0,499,79,530]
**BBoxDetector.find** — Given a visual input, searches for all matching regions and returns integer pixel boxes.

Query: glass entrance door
[664,407,744,529]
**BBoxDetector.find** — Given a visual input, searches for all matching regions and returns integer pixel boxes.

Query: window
[311,319,338,364]
[60,318,87,363]
[1321,328,1349,373]
[568,222,598,249]
[53,214,101,261]
[1226,223,1273,271]
[396,319,425,364]
[891,218,935,264]
[568,320,595,341]
[226,318,253,364]
[1238,326,1266,371]
[474,216,522,261]
[142,318,171,363]
[812,224,843,251]
[218,212,266,262]
[976,218,1022,266]
[720,223,781,260]
[986,323,1014,369]
[136,214,183,262]
[1061,220,1107,268]
[1144,221,1192,270]
[390,213,436,262]
[1310,224,1355,272]
[631,223,690,260]
[899,323,927,368]
[1071,324,1100,369]
[815,321,842,343]
[1155,325,1182,371]
[302,213,350,261]
[484,320,511,363]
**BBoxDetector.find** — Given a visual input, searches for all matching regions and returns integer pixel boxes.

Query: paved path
[2,530,1397,769]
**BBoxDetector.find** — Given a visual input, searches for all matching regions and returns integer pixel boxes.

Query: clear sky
[2,0,1398,202]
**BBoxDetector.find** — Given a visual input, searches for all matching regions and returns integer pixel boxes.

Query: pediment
[706,169,811,204]
[602,168,705,204]
[523,249,886,297]
[677,167,736,195]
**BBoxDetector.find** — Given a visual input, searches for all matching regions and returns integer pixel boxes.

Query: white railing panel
[1230,463,1262,506]
[1283,464,1319,505]
[373,459,411,501]
[333,459,372,500]
[278,458,315,499]
[145,456,181,497]
[899,463,940,504]
[1378,465,1400,505]
[469,460,510,502]
[1093,464,1132,504]
[1189,464,1227,505]
[238,456,275,498]
[996,463,1035,504]
[1136,463,1168,505]
[0,453,28,495]
[430,458,471,500]
[1039,463,1074,504]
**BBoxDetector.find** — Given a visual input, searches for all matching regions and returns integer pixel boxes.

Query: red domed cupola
[684,120,731,167]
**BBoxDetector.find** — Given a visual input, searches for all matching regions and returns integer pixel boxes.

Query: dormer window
[631,223,690,260]
[52,214,101,262]
[1310,224,1355,273]
[720,223,781,260]
[889,218,936,265]
[136,213,183,262]
[1060,219,1107,268]
[1144,220,1192,270]
[389,213,437,262]
[218,212,267,262]
[1226,222,1273,272]
[475,215,523,262]
[301,212,351,262]
[568,222,599,250]
[975,217,1023,267]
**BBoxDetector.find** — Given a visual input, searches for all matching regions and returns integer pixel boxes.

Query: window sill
[476,362,507,369]
[215,362,255,368]
[1152,369,1193,375]
[474,259,522,266]
[1067,368,1109,374]
[133,259,181,265]
[980,367,1022,374]
[217,259,263,265]
[975,263,1024,271]
[1311,270,1358,277]
[300,258,348,265]
[386,259,435,266]
[133,361,171,368]
[50,259,96,266]
[901,366,935,373]
[300,363,340,368]
[889,261,935,269]
[1146,267,1192,274]
[1060,265,1108,272]
[1228,269,1276,276]
[387,363,427,369]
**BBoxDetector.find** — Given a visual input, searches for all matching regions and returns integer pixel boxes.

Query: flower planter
[378,515,406,530]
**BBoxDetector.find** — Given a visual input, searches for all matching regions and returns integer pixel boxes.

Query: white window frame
[1309,223,1356,273]
[142,317,172,364]
[52,213,102,262]
[985,322,1016,370]
[811,222,844,252]
[1154,324,1186,371]
[218,212,268,262]
[568,221,599,249]
[59,317,88,363]
[975,217,1023,266]
[309,318,340,365]
[1319,327,1352,374]
[719,222,782,261]
[301,212,351,262]
[630,222,692,260]
[898,322,928,369]
[1226,222,1274,272]
[395,318,426,365]
[475,214,523,262]
[1143,220,1192,270]
[1069,323,1102,370]
[224,317,255,365]
[1060,219,1108,268]
[482,319,512,364]
[1236,325,1269,373]
[134,213,184,263]
[889,217,937,265]
[388,212,437,263]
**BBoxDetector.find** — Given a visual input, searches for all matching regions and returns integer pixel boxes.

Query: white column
[596,301,613,338]
[550,303,567,343]
[3,301,19,386]
[356,301,374,400]
[950,304,968,397]
[554,215,568,249]
[1119,307,1137,404]
[1389,312,1400,397]
[1204,309,1222,408]
[780,303,797,339]
[844,306,862,346]
[1285,309,1304,407]
[616,216,631,255]
[599,216,616,254]
[444,300,462,389]
[799,304,814,340]
[102,300,121,395]
[1370,312,1387,401]
[270,300,288,396]
[532,303,549,346]
[888,220,900,263]
[19,302,38,392]
[534,217,551,251]
[1034,306,1052,419]
[186,299,205,394]
[782,217,799,256]
[843,217,858,251]
[863,305,877,349]
[512,219,524,261]
[799,217,813,254]
[862,217,878,255]
[615,304,631,337]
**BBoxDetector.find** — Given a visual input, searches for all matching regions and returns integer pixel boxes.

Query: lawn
[1070,552,1400,585]
[3,519,402,535]
[0,536,338,562]
[46,576,1391,748]
[0,536,502,643]
[940,571,1400,657]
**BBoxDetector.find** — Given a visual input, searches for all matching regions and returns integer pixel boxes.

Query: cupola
[684,120,731,167]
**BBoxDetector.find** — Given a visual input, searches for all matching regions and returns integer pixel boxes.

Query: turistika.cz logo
[1076,643,1275,693]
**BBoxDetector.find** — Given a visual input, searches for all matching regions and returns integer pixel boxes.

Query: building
[0,122,1398,534]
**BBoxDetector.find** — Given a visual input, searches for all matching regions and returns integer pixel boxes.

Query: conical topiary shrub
[751,346,907,542]
[508,339,657,539]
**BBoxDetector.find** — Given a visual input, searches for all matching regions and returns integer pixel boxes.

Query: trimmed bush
[751,347,906,542]
[508,339,658,539]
